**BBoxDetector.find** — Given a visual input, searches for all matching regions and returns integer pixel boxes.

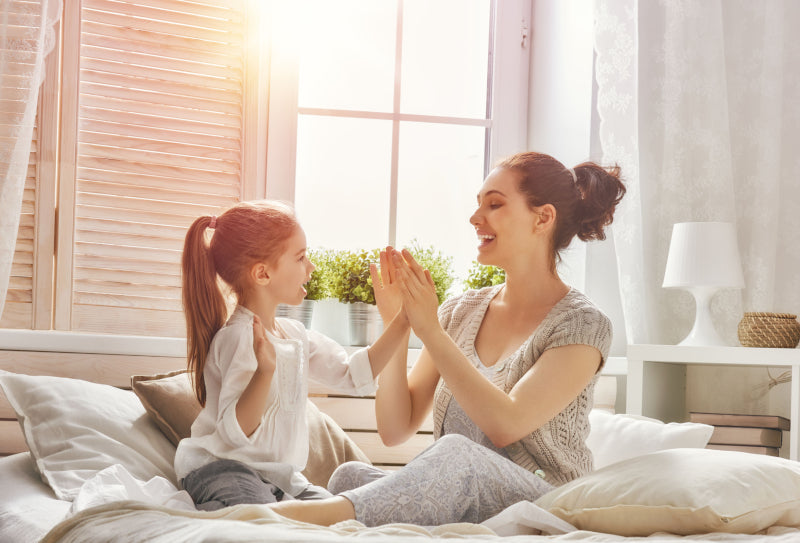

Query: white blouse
[174,305,376,498]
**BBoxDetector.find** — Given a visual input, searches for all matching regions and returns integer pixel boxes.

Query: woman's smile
[477,231,496,250]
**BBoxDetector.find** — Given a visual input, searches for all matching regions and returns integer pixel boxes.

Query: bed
[2,346,800,543]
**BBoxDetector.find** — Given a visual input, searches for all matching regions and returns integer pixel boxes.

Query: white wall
[527,0,627,356]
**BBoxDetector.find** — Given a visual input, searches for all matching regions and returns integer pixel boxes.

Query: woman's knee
[328,461,383,495]
[435,433,473,447]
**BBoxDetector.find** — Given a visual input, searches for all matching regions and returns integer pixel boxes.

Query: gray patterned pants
[329,434,554,526]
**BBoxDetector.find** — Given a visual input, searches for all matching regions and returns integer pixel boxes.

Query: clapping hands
[390,248,441,341]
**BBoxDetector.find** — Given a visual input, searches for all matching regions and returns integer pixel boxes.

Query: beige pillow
[130,370,370,487]
[535,447,800,536]
[131,370,200,447]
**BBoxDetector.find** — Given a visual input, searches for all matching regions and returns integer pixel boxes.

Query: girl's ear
[250,262,270,285]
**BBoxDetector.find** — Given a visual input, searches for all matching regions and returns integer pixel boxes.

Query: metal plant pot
[276,299,315,328]
[347,302,383,346]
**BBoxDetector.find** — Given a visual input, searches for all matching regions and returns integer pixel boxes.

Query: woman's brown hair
[497,152,626,271]
[181,200,298,406]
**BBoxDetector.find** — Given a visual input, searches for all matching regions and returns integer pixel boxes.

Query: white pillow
[535,448,800,536]
[586,409,713,469]
[0,371,177,501]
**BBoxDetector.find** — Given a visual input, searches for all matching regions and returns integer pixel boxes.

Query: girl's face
[268,226,315,305]
[469,167,540,268]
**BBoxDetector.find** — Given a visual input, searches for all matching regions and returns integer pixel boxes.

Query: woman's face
[268,226,315,305]
[469,167,540,268]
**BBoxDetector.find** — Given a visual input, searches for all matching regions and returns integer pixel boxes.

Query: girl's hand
[252,315,276,375]
[371,247,405,324]
[393,249,440,340]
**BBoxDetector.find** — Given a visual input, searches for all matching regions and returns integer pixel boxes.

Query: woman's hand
[371,247,405,324]
[252,315,276,375]
[393,249,440,341]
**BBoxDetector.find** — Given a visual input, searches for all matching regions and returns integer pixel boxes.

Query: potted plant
[464,260,505,290]
[277,248,333,328]
[328,249,382,346]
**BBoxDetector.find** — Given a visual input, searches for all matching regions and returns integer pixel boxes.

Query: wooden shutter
[0,144,37,329]
[58,0,247,336]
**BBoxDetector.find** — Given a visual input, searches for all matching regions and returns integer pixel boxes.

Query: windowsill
[0,329,421,359]
[0,329,187,357]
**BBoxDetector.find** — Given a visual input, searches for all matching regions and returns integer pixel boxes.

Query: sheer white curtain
[595,0,800,347]
[0,0,61,320]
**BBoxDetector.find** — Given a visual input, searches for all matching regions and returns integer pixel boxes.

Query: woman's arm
[394,249,601,448]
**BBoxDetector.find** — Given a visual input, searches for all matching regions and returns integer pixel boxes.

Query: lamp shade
[662,222,745,289]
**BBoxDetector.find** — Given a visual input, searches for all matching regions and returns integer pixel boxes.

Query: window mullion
[32,17,63,330]
[388,0,405,247]
[54,0,82,331]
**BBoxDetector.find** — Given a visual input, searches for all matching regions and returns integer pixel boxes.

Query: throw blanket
[41,499,800,543]
[42,500,498,542]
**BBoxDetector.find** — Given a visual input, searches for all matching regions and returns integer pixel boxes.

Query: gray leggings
[182,459,331,511]
[329,434,554,526]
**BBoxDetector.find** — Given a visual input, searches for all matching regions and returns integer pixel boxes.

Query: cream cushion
[535,447,800,536]
[0,371,176,501]
[586,410,714,469]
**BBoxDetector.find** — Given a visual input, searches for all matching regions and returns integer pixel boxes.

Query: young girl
[174,200,409,511]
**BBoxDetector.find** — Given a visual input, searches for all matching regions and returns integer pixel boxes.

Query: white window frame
[264,0,532,247]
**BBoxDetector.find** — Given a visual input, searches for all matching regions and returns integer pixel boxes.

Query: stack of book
[689,412,790,457]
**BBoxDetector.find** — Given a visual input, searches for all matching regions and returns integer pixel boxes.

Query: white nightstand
[626,344,800,461]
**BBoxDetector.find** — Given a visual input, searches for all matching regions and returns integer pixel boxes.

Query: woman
[269,151,626,526]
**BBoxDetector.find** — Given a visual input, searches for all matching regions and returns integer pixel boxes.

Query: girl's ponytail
[182,215,227,406]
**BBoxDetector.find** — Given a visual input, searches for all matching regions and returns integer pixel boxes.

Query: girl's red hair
[181,200,298,406]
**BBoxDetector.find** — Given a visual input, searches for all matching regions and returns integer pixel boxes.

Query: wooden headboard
[0,334,625,466]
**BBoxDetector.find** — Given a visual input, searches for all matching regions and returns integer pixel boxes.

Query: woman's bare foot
[269,496,356,526]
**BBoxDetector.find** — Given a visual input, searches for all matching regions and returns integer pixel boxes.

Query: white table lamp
[662,222,745,346]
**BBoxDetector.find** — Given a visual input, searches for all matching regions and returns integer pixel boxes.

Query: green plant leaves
[464,261,506,290]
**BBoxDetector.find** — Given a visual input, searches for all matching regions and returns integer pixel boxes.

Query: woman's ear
[250,262,270,285]
[533,204,557,232]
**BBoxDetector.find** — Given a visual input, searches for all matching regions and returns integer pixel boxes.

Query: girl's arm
[394,250,601,448]
[375,345,440,446]
[236,316,276,437]
[365,248,410,379]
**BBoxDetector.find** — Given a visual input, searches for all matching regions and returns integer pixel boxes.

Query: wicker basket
[737,312,800,348]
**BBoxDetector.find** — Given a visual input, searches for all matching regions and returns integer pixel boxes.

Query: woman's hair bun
[574,162,625,241]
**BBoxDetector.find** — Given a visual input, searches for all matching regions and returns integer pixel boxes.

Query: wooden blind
[65,0,247,336]
[0,143,37,329]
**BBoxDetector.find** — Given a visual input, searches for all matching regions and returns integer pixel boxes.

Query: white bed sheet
[0,453,70,543]
[3,452,800,543]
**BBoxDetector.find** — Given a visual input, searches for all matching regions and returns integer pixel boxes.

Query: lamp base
[676,286,730,347]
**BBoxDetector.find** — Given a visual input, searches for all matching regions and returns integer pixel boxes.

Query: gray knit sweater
[432,284,612,486]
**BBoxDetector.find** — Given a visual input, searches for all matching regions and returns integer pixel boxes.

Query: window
[2,0,531,338]
[267,0,530,282]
